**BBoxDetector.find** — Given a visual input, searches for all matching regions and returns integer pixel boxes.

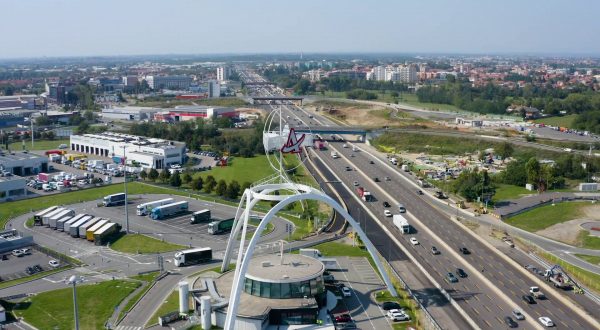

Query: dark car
[456,268,467,278]
[373,177,380,182]
[369,160,374,164]
[504,316,518,328]
[446,272,458,283]
[522,295,536,304]
[383,201,390,208]
[381,301,401,311]
[459,247,471,255]
[416,190,424,195]
[335,314,352,323]
[345,166,352,171]
[431,246,440,255]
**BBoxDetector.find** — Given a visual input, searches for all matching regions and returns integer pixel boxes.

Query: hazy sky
[1,0,599,58]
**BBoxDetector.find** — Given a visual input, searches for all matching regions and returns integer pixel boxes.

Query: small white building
[69,132,186,169]
[101,106,162,121]
[0,151,49,176]
[0,175,27,202]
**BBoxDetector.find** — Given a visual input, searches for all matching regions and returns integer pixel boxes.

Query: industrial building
[0,151,49,176]
[0,229,33,254]
[208,80,221,98]
[153,105,236,122]
[69,132,186,169]
[203,254,329,329]
[145,75,192,90]
[101,106,162,121]
[0,175,27,202]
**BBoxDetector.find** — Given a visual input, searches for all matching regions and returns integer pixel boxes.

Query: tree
[170,172,182,187]
[35,115,52,126]
[496,142,514,163]
[191,177,203,191]
[182,172,192,184]
[139,170,148,181]
[226,180,241,199]
[83,110,95,122]
[159,169,171,183]
[77,121,90,134]
[204,175,217,193]
[241,181,252,193]
[215,179,228,196]
[525,157,541,188]
[148,168,159,181]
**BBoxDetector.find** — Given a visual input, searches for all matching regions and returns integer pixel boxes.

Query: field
[504,202,584,232]
[11,280,140,330]
[5,138,70,151]
[146,290,181,327]
[307,100,425,128]
[398,93,465,113]
[574,254,600,265]
[194,155,274,184]
[109,234,185,254]
[533,114,578,128]
[492,184,534,202]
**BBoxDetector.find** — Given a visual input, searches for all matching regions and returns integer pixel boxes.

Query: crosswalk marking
[115,326,142,330]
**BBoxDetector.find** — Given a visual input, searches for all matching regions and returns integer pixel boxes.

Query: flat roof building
[0,150,49,176]
[0,175,27,202]
[69,132,186,169]
[101,106,162,121]
[154,105,236,122]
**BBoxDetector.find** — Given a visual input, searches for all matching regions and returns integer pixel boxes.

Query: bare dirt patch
[534,204,600,247]
[305,102,431,127]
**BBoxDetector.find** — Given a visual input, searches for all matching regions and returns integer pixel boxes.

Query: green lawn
[534,114,578,128]
[574,254,600,265]
[492,184,534,202]
[0,182,180,229]
[374,290,418,330]
[0,267,72,290]
[310,241,371,258]
[4,138,70,151]
[110,234,185,254]
[195,155,275,184]
[398,93,465,113]
[12,280,140,330]
[577,231,600,250]
[118,272,160,322]
[146,290,182,327]
[504,202,585,232]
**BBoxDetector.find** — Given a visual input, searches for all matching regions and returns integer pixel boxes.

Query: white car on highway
[410,237,419,245]
[384,210,392,217]
[538,316,554,327]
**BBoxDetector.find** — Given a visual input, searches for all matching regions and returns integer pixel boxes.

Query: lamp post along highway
[123,145,129,233]
[67,275,83,330]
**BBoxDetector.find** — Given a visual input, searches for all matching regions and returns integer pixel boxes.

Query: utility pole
[123,145,129,233]
[30,116,34,149]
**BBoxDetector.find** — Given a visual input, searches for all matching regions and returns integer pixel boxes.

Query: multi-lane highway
[242,70,600,329]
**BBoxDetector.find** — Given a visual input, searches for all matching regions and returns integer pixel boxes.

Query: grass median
[146,290,182,327]
[109,234,186,254]
[117,272,160,322]
[504,201,584,232]
[11,280,140,330]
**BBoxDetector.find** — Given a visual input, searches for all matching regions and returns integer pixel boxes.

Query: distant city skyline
[1,0,599,59]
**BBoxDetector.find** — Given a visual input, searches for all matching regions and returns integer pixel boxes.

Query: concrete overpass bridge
[294,126,367,140]
[252,96,304,106]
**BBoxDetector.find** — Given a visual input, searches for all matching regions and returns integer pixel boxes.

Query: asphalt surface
[245,75,600,329]
[493,191,600,218]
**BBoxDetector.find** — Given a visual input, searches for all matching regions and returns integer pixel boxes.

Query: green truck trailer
[207,218,234,235]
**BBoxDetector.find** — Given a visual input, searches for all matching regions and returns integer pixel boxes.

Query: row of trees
[129,119,264,157]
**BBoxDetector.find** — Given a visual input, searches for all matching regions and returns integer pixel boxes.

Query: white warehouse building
[70,132,186,169]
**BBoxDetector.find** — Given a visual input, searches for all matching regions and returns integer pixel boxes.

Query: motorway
[242,70,600,329]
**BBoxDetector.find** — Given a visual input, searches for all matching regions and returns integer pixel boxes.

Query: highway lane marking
[484,305,491,313]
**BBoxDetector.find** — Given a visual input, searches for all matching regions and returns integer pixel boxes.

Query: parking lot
[329,256,394,329]
[0,248,61,281]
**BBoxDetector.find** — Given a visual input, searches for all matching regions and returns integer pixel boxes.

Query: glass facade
[243,276,324,299]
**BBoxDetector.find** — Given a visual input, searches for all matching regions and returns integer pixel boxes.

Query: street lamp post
[123,145,129,233]
[67,275,83,330]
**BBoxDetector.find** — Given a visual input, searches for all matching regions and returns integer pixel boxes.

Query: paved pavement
[334,256,392,329]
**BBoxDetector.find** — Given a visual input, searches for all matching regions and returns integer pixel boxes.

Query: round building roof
[245,254,325,283]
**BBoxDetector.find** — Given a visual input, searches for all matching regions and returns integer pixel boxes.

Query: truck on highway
[49,209,75,229]
[390,157,398,165]
[529,286,546,299]
[401,164,409,172]
[173,247,213,267]
[93,222,121,245]
[41,207,66,226]
[103,193,126,207]
[207,218,234,235]
[393,214,411,234]
[300,248,322,259]
[86,219,110,241]
[150,201,189,220]
[78,217,102,238]
[34,206,58,226]
[356,186,373,202]
[190,209,211,224]
[136,198,175,216]
[544,265,573,289]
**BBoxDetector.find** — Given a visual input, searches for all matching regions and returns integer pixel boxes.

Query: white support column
[223,191,397,330]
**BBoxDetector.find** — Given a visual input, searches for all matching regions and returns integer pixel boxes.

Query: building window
[280,283,291,298]
[260,281,271,298]
[244,278,252,294]
[270,282,280,299]
[252,280,261,296]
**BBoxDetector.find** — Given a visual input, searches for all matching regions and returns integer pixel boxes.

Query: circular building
[209,253,327,328]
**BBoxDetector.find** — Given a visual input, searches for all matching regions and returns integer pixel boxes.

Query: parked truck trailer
[190,209,211,224]
[136,198,175,216]
[86,219,110,241]
[173,247,213,267]
[78,217,102,238]
[103,193,126,207]
[69,216,93,237]
[41,207,66,226]
[34,206,58,226]
[49,209,75,229]
[207,218,234,235]
[64,215,91,233]
[150,201,189,220]
[94,222,121,245]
